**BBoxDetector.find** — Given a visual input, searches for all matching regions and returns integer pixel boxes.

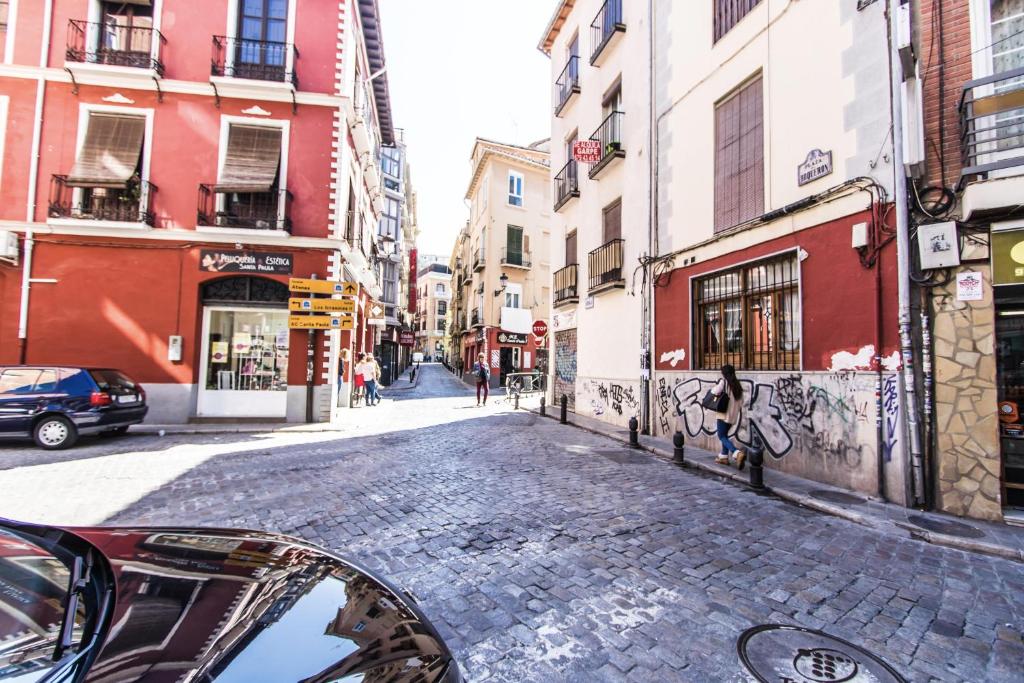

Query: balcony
[554,263,579,306]
[590,0,625,67]
[588,111,625,179]
[473,248,486,272]
[554,160,580,211]
[197,184,292,232]
[48,175,157,226]
[471,309,483,327]
[211,35,297,88]
[555,55,581,116]
[501,248,532,269]
[588,239,625,293]
[344,210,363,252]
[66,20,165,75]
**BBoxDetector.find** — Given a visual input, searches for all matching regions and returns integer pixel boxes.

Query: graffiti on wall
[554,330,577,409]
[656,371,901,472]
[579,378,640,425]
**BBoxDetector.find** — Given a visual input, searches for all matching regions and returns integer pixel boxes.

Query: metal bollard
[540,395,546,417]
[514,393,519,410]
[628,416,640,449]
[560,394,568,424]
[673,431,685,465]
[748,435,765,489]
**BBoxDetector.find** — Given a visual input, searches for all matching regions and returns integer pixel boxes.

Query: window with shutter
[713,0,762,43]
[565,230,578,266]
[602,198,622,242]
[714,76,763,233]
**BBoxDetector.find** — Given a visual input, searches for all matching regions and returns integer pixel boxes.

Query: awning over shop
[66,113,146,188]
[500,307,534,335]
[215,125,282,193]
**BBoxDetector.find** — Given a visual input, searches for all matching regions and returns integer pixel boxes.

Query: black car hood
[72,527,454,683]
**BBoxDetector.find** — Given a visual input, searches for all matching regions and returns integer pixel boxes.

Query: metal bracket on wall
[152,77,164,103]
[291,89,298,115]
[210,81,221,108]
[65,68,79,95]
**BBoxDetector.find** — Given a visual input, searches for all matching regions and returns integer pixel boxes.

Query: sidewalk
[526,400,1024,562]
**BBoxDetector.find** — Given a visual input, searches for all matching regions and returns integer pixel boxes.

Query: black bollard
[514,393,519,410]
[540,395,546,417]
[748,435,765,489]
[560,394,568,424]
[628,416,640,449]
[673,431,685,465]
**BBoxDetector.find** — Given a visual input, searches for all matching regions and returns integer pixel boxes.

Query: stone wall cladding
[933,264,1002,520]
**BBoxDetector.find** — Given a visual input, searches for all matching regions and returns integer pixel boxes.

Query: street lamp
[493,272,509,297]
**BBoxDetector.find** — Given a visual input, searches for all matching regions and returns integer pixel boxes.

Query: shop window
[693,252,800,371]
[204,309,289,392]
[714,76,763,232]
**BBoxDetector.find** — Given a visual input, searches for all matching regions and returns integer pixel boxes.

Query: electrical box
[852,222,869,249]
[168,335,183,362]
[896,2,916,77]
[918,222,961,270]
[0,231,18,259]
[902,76,926,178]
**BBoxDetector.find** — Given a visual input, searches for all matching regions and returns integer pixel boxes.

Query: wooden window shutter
[66,113,146,188]
[714,76,763,232]
[566,231,577,265]
[216,125,282,192]
[603,199,622,242]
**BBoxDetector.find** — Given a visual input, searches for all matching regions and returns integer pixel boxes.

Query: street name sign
[288,297,355,313]
[289,315,354,330]
[289,278,357,295]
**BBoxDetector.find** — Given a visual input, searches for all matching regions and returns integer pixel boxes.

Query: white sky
[378,0,555,258]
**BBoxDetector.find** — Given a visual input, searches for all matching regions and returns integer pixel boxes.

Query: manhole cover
[907,514,985,539]
[809,490,867,506]
[738,624,907,683]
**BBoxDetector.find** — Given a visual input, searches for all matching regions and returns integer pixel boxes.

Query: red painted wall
[0,77,39,222]
[654,208,900,372]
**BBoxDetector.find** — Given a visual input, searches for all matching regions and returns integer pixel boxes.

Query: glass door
[237,0,287,79]
[197,307,289,417]
[996,305,1024,513]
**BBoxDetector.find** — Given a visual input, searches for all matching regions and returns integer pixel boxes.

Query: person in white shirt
[362,355,380,406]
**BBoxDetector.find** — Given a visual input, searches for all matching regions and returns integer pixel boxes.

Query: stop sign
[532,320,549,337]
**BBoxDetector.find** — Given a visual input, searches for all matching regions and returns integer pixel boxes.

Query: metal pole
[305,274,317,423]
[540,395,546,417]
[560,394,568,424]
[887,0,925,504]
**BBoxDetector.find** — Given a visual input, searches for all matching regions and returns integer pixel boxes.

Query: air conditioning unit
[0,231,18,260]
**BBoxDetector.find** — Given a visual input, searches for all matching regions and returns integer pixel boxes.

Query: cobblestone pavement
[1,364,1023,681]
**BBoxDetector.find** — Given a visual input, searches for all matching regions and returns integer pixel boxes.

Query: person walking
[370,354,383,404]
[352,352,367,406]
[710,364,746,470]
[360,354,379,407]
[473,352,490,406]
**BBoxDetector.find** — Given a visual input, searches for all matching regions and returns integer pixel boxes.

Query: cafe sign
[497,331,527,345]
[797,149,833,186]
[992,228,1024,285]
[200,250,292,274]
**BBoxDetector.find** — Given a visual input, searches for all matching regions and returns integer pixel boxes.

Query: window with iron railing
[587,238,624,292]
[694,252,800,371]
[590,0,624,64]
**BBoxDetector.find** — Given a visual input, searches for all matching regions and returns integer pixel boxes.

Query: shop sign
[288,315,354,330]
[289,278,358,295]
[367,318,387,327]
[797,149,833,186]
[992,228,1024,285]
[497,331,527,345]
[399,330,415,346]
[573,140,602,164]
[288,297,355,313]
[956,271,984,301]
[200,250,292,274]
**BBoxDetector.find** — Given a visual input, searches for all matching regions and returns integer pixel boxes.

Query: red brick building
[0,0,393,423]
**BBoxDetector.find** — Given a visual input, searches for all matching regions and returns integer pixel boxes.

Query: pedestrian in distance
[474,352,490,406]
[708,364,746,470]
[370,355,383,404]
[352,352,367,406]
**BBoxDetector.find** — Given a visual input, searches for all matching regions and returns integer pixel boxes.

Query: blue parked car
[0,366,148,449]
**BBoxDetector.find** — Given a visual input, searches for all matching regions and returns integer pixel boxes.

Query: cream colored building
[539,0,651,427]
[449,138,552,386]
[414,264,452,361]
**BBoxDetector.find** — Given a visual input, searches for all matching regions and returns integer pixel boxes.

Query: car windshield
[88,370,138,395]
[0,527,86,682]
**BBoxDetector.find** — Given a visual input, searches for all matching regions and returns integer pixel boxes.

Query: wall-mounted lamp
[493,272,509,297]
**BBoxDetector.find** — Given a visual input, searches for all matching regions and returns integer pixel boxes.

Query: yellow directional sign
[288,278,358,295]
[288,315,354,330]
[288,297,355,313]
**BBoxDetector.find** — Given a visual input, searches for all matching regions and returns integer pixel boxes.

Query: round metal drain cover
[809,490,867,506]
[738,624,906,683]
[907,514,985,539]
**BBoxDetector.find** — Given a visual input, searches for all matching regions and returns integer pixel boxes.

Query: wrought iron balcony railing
[555,55,581,116]
[66,20,166,74]
[553,263,579,306]
[473,248,486,272]
[197,184,292,231]
[471,309,482,327]
[959,66,1024,183]
[589,111,625,178]
[501,248,532,268]
[554,159,579,211]
[590,0,625,65]
[211,35,297,86]
[588,238,625,292]
[48,175,157,225]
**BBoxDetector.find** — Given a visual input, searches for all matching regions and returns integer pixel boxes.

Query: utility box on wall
[168,335,183,362]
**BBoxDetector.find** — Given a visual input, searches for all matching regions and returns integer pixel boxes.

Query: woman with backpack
[473,352,490,406]
[709,364,746,470]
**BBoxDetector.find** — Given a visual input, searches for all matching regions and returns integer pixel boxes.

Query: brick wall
[919,0,974,189]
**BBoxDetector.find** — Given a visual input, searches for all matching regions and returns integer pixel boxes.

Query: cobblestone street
[1,364,1022,682]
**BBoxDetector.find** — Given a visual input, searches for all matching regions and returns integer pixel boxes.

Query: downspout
[18,0,54,364]
[640,0,656,435]
[873,200,886,501]
[887,0,925,505]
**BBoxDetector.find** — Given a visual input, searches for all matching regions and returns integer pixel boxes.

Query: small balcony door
[506,225,524,265]
[99,1,154,66]
[237,0,287,79]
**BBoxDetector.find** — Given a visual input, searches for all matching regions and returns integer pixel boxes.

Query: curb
[528,406,1024,563]
[130,425,349,436]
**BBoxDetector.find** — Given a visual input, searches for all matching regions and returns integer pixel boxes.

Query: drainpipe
[639,0,656,436]
[887,0,925,505]
[18,0,54,364]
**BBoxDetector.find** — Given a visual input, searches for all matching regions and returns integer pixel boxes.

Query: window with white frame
[380,196,400,238]
[435,283,445,295]
[504,282,522,309]
[381,145,401,178]
[507,170,524,207]
[482,174,489,210]
[0,1,10,31]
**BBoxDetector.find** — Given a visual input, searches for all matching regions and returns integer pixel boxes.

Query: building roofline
[464,138,550,200]
[537,0,575,55]
[357,0,395,145]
